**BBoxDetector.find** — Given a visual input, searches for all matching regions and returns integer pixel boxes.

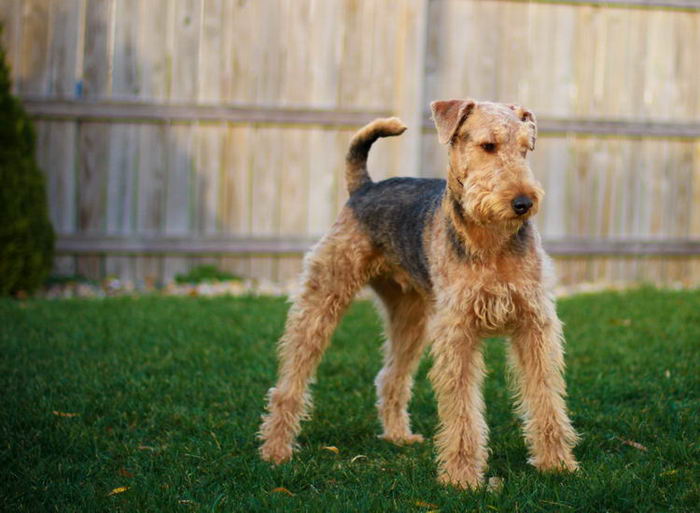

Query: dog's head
[431,99,543,230]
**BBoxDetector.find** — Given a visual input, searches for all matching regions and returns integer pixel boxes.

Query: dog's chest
[467,282,517,334]
[458,260,538,334]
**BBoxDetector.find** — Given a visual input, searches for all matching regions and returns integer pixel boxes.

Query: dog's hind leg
[259,210,378,464]
[372,278,429,444]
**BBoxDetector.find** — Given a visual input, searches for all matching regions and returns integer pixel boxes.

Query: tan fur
[259,99,578,489]
[345,117,407,194]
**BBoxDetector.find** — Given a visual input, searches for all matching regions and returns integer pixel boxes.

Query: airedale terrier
[259,98,579,488]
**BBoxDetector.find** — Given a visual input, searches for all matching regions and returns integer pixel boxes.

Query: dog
[258,98,579,488]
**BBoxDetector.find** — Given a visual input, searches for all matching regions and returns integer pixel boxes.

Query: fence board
[277,129,310,282]
[219,124,253,279]
[17,0,51,95]
[47,0,81,97]
[249,127,282,280]
[137,0,169,102]
[307,128,339,235]
[194,124,224,235]
[168,0,200,102]
[75,122,108,278]
[104,124,137,281]
[112,0,138,99]
[133,124,166,283]
[107,0,140,276]
[82,0,111,99]
[308,0,343,108]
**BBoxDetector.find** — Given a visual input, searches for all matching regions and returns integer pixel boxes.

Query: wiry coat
[259,102,578,489]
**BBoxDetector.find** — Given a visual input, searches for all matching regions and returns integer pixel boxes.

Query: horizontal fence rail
[23,99,700,138]
[55,235,700,257]
[493,0,700,10]
[21,99,390,128]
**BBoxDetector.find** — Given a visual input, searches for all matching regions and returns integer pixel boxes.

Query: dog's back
[348,177,444,288]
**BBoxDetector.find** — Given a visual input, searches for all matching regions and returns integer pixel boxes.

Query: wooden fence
[2,0,700,287]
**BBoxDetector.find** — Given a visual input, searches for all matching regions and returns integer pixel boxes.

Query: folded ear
[508,104,537,150]
[522,109,537,150]
[430,99,476,145]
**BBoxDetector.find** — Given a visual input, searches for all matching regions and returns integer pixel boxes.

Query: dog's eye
[481,143,496,153]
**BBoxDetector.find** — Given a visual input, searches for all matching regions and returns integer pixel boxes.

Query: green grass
[1,288,698,512]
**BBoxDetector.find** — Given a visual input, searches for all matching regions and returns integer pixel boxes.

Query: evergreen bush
[0,33,55,295]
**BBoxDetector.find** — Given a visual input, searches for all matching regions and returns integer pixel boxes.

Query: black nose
[512,195,533,215]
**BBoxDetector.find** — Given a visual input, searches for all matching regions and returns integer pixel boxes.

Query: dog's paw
[380,432,425,445]
[531,455,579,473]
[259,441,293,465]
[437,468,484,490]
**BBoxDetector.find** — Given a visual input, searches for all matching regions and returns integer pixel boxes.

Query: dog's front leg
[428,310,487,489]
[508,302,579,473]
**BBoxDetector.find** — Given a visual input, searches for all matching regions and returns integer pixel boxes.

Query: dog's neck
[442,189,526,261]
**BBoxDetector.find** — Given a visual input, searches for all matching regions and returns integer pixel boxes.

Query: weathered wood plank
[137,0,169,102]
[42,120,78,275]
[134,123,167,285]
[198,0,225,103]
[307,128,338,235]
[76,123,109,233]
[307,0,343,108]
[75,122,110,278]
[106,0,141,278]
[393,0,428,178]
[219,124,253,278]
[81,0,112,99]
[160,0,200,282]
[47,0,81,97]
[104,123,139,282]
[17,0,51,95]
[161,124,194,282]
[112,0,139,99]
[76,0,112,277]
[277,129,309,282]
[168,0,200,102]
[248,126,281,280]
[194,124,224,235]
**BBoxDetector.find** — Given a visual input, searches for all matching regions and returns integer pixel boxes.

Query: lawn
[1,288,698,512]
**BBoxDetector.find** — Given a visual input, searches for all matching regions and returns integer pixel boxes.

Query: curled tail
[345,117,407,194]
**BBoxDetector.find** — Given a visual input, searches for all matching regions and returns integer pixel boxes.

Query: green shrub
[0,33,55,296]
[174,265,242,284]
